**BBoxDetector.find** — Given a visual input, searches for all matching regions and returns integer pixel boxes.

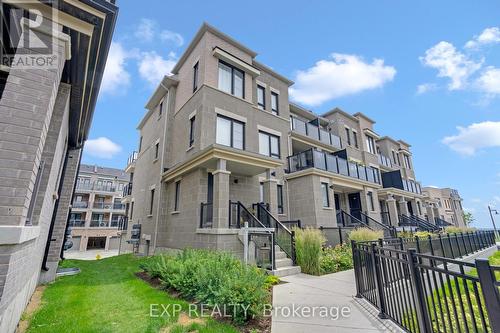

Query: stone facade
[422,187,465,227]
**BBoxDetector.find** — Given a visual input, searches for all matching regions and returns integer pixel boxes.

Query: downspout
[152,83,170,254]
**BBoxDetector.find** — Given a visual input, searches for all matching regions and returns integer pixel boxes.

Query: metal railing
[199,202,213,228]
[75,183,93,191]
[290,117,342,149]
[402,178,422,195]
[110,217,125,228]
[123,183,133,197]
[248,231,275,271]
[93,184,116,192]
[359,211,397,237]
[337,210,368,228]
[287,148,381,184]
[69,219,85,227]
[378,154,393,168]
[72,201,88,208]
[127,151,138,166]
[435,217,452,227]
[113,203,125,210]
[281,220,302,229]
[380,211,391,226]
[319,226,355,247]
[93,202,113,209]
[253,203,296,264]
[90,219,109,227]
[228,201,266,229]
[352,233,498,333]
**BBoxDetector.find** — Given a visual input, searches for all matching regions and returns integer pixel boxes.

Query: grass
[25,254,238,333]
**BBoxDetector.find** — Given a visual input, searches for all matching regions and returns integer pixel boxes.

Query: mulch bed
[135,271,272,333]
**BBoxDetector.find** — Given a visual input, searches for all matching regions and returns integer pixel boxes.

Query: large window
[259,131,280,158]
[189,116,195,147]
[277,184,284,214]
[366,135,376,154]
[345,128,351,146]
[174,181,181,211]
[218,61,244,98]
[353,131,359,148]
[321,183,330,207]
[216,115,244,149]
[193,61,199,92]
[271,92,279,115]
[257,85,265,109]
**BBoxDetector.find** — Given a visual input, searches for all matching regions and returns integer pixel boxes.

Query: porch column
[386,195,399,227]
[399,199,409,216]
[426,204,435,224]
[212,159,231,228]
[262,169,278,215]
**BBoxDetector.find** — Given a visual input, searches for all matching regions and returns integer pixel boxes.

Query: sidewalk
[64,249,119,260]
[271,269,400,333]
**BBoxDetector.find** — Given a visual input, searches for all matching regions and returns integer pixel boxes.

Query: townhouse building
[0,1,117,331]
[422,187,465,227]
[68,164,128,252]
[119,23,463,273]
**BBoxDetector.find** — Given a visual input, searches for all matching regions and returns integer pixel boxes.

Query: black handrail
[359,211,397,237]
[410,214,441,231]
[435,217,452,226]
[337,209,371,229]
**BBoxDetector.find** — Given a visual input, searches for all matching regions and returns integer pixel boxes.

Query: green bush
[294,227,326,275]
[320,244,353,274]
[264,275,280,289]
[444,226,476,234]
[141,249,268,324]
[414,231,434,238]
[348,228,383,242]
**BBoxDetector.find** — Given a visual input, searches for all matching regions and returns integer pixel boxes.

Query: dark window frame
[345,128,351,146]
[193,61,199,92]
[259,131,280,158]
[218,60,245,99]
[174,181,181,211]
[366,135,376,154]
[216,115,245,150]
[139,136,143,152]
[189,116,195,147]
[277,184,284,214]
[158,101,163,118]
[257,85,265,109]
[154,142,159,159]
[353,131,359,148]
[149,189,155,215]
[271,91,279,115]
[321,182,330,207]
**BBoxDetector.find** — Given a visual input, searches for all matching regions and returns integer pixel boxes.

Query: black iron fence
[352,230,498,333]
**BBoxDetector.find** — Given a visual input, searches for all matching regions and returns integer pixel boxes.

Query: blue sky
[83,0,500,228]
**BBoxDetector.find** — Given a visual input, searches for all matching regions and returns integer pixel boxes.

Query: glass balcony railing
[75,183,93,191]
[378,154,393,168]
[113,203,125,210]
[290,117,342,149]
[72,201,88,209]
[122,183,132,197]
[286,148,381,184]
[90,219,110,227]
[93,202,113,209]
[127,151,138,166]
[69,219,86,227]
[402,179,422,195]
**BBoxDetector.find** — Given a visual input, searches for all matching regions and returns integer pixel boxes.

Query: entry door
[407,201,414,216]
[348,193,362,220]
[334,194,340,212]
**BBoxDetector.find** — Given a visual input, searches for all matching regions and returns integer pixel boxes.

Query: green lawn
[26,254,239,333]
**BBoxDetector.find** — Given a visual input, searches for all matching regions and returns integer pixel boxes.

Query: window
[367,191,374,211]
[391,150,397,164]
[321,183,330,207]
[216,116,244,149]
[366,135,376,154]
[193,61,199,92]
[271,92,279,115]
[259,131,280,158]
[174,181,181,211]
[158,101,163,117]
[257,85,265,109]
[404,154,411,169]
[218,61,244,98]
[259,182,264,202]
[149,189,155,215]
[353,131,359,148]
[396,153,401,166]
[154,142,159,160]
[277,184,284,214]
[417,201,422,215]
[139,136,143,152]
[189,116,195,147]
[345,128,351,145]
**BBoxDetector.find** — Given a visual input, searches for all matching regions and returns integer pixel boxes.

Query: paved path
[271,269,400,333]
[64,249,119,260]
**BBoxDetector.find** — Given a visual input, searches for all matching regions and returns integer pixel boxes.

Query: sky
[82,0,500,228]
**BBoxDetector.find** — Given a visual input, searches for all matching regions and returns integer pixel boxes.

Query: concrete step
[271,265,301,277]
[275,258,293,268]
[275,251,287,259]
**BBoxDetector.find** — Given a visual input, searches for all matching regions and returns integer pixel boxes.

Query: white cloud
[100,42,132,95]
[420,41,482,90]
[160,30,184,47]
[442,121,500,155]
[84,137,122,159]
[476,67,500,95]
[138,51,176,86]
[135,18,156,42]
[465,27,500,49]
[289,53,396,106]
[416,83,438,95]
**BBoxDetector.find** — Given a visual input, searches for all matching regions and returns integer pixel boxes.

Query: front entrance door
[348,193,362,220]
[407,201,414,216]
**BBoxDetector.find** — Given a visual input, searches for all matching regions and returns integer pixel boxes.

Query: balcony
[290,117,342,150]
[125,151,138,172]
[90,219,110,227]
[113,203,125,210]
[122,183,132,197]
[75,183,93,191]
[378,154,393,168]
[69,219,86,227]
[72,201,88,209]
[93,184,116,192]
[93,202,113,210]
[381,170,422,195]
[286,148,381,184]
[110,217,125,228]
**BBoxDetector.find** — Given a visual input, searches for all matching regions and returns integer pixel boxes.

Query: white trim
[188,110,197,120]
[257,125,282,137]
[320,177,330,183]
[212,47,260,77]
[270,86,280,94]
[256,80,267,88]
[0,225,40,245]
[149,184,156,190]
[215,107,247,123]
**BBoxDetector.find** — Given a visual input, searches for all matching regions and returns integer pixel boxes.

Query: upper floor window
[149,189,155,215]
[216,115,244,149]
[154,142,159,160]
[404,154,411,169]
[259,131,280,158]
[139,136,143,152]
[189,116,195,147]
[193,61,199,92]
[159,101,163,117]
[366,135,376,154]
[218,61,244,98]
[271,92,279,116]
[345,128,351,146]
[257,85,265,109]
[353,131,359,148]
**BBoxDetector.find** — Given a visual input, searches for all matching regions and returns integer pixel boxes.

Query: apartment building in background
[68,165,128,252]
[0,1,117,332]
[119,23,465,274]
[422,187,465,227]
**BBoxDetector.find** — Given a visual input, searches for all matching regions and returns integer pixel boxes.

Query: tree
[463,212,474,226]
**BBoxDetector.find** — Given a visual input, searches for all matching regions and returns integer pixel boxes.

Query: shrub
[294,227,326,275]
[320,244,353,274]
[264,275,280,289]
[444,226,476,234]
[414,231,434,238]
[348,228,383,243]
[141,249,268,325]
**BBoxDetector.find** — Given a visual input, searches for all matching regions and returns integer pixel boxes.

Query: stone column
[262,169,278,215]
[426,204,435,224]
[386,195,399,227]
[212,159,231,228]
[399,199,409,216]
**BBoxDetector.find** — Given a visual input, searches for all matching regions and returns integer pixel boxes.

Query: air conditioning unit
[99,222,106,227]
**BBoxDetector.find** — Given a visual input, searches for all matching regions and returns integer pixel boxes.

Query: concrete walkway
[271,269,400,333]
[64,249,119,260]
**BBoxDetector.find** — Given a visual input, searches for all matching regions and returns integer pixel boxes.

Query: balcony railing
[378,154,393,168]
[127,151,138,166]
[286,148,381,184]
[76,182,117,192]
[75,183,93,191]
[113,203,125,210]
[381,169,422,195]
[72,201,88,209]
[90,219,109,227]
[93,184,116,192]
[402,178,422,194]
[69,219,86,227]
[122,183,132,197]
[110,217,125,228]
[290,117,342,149]
[93,202,113,209]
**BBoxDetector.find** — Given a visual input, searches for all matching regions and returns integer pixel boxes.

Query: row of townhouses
[118,23,466,269]
[0,1,118,331]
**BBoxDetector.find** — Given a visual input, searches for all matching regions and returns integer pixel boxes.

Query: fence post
[438,234,445,257]
[455,233,462,257]
[407,249,433,333]
[476,259,500,332]
[467,232,474,254]
[415,236,421,254]
[460,232,467,254]
[371,243,387,319]
[448,234,455,258]
[428,235,434,256]
[351,240,362,298]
